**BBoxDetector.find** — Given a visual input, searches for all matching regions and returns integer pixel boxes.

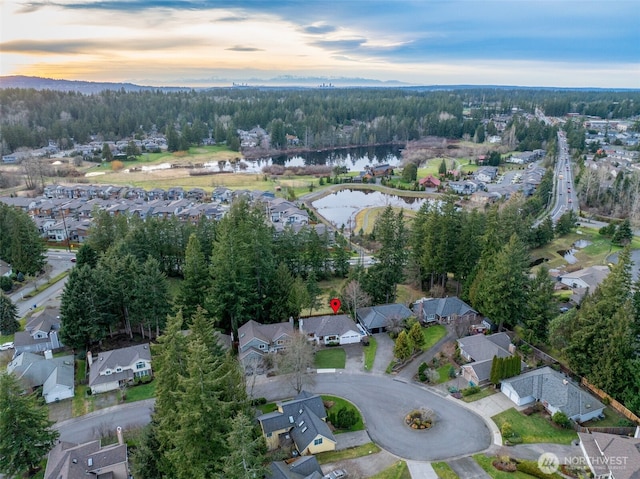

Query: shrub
[516,459,560,478]
[17,272,24,282]
[251,397,267,406]
[552,411,572,429]
[0,276,12,292]
[329,407,358,429]
[501,421,514,438]
[448,365,456,379]
[418,362,428,382]
[461,385,481,397]
[111,160,125,171]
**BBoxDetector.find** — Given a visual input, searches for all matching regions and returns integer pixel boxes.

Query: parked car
[0,342,14,351]
[323,470,348,479]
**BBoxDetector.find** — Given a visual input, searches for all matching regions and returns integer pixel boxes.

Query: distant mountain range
[0,75,636,93]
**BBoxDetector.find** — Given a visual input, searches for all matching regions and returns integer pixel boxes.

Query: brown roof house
[45,427,129,479]
[88,344,152,395]
[258,391,336,456]
[578,430,640,479]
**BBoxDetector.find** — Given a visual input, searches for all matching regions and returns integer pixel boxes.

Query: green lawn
[436,364,454,383]
[363,336,378,371]
[258,402,279,414]
[124,380,156,403]
[460,387,497,403]
[370,461,411,479]
[492,408,578,445]
[322,395,365,433]
[431,462,459,479]
[474,454,563,479]
[315,443,380,464]
[315,348,346,369]
[421,325,447,351]
[582,406,629,427]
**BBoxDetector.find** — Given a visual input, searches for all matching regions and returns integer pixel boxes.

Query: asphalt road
[253,373,492,461]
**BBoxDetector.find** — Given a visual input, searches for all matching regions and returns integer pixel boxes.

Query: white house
[501,366,605,423]
[88,344,152,395]
[559,265,610,291]
[299,315,364,346]
[7,352,74,403]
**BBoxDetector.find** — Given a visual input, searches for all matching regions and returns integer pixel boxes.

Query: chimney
[116,426,124,446]
[86,351,93,367]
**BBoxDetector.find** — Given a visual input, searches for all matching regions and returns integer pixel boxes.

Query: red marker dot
[330,298,341,314]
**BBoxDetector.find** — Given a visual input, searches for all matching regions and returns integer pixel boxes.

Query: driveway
[397,326,455,381]
[370,333,394,375]
[448,456,491,479]
[253,373,492,461]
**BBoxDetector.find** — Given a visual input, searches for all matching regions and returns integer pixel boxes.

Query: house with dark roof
[258,391,336,455]
[578,431,640,479]
[238,320,294,372]
[356,303,413,334]
[87,344,152,395]
[45,434,129,479]
[7,352,74,403]
[458,332,519,385]
[413,297,477,325]
[268,455,324,479]
[14,307,63,355]
[299,314,364,346]
[559,265,610,292]
[501,366,605,423]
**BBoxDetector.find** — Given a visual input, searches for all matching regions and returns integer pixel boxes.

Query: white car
[323,470,347,479]
[0,342,14,351]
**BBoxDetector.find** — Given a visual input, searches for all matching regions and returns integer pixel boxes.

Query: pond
[312,189,432,230]
[203,144,402,174]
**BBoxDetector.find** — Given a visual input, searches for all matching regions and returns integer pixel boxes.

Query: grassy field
[436,364,454,383]
[363,336,378,371]
[370,461,411,479]
[354,206,418,236]
[315,443,380,464]
[492,408,578,445]
[421,325,448,351]
[315,348,347,369]
[431,462,459,479]
[322,395,365,433]
[582,406,629,427]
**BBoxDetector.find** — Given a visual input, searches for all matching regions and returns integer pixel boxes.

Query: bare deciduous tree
[275,332,315,394]
[342,280,371,319]
[452,315,472,338]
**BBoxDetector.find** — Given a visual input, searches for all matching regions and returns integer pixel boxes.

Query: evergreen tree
[175,234,211,323]
[130,256,172,338]
[407,322,424,352]
[0,204,47,276]
[222,412,268,479]
[305,270,322,316]
[489,356,500,385]
[0,372,59,477]
[267,262,295,322]
[523,267,555,344]
[332,234,350,278]
[75,242,99,268]
[0,293,19,335]
[394,330,412,361]
[438,159,447,176]
[130,420,164,479]
[101,142,113,161]
[402,163,418,182]
[612,218,633,246]
[60,264,116,350]
[471,234,530,331]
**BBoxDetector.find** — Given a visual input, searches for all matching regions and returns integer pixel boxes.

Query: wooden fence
[574,424,636,435]
[580,377,640,424]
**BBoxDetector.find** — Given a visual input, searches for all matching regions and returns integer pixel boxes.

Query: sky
[1,0,639,88]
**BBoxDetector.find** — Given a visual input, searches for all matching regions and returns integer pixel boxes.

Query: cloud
[215,15,248,22]
[302,23,336,35]
[1,37,204,55]
[309,38,367,52]
[225,45,264,52]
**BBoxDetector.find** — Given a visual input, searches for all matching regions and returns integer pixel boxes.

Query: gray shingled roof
[457,332,512,362]
[44,440,128,479]
[7,352,74,394]
[290,407,335,453]
[300,314,360,338]
[578,432,640,479]
[268,456,324,479]
[502,367,605,419]
[88,344,150,388]
[356,303,413,331]
[238,320,294,352]
[413,297,477,321]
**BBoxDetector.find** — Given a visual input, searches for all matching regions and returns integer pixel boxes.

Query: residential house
[0,259,11,277]
[356,303,413,334]
[7,352,74,403]
[299,314,364,346]
[501,366,605,423]
[258,391,337,455]
[578,431,640,479]
[13,307,63,355]
[470,191,501,206]
[449,180,478,195]
[474,166,499,183]
[365,163,393,177]
[237,319,294,372]
[268,455,324,479]
[413,297,478,325]
[559,265,610,291]
[87,344,152,395]
[419,175,441,188]
[458,332,519,385]
[45,434,129,479]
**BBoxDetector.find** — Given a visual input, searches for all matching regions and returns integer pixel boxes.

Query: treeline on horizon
[1,87,639,154]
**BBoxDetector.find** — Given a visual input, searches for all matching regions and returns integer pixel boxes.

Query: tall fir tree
[0,293,19,335]
[175,233,211,323]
